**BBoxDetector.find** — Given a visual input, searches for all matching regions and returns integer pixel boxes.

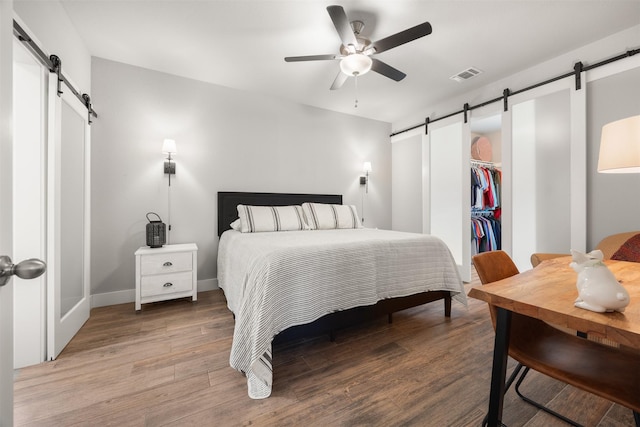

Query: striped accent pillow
[236,205,308,233]
[302,203,362,230]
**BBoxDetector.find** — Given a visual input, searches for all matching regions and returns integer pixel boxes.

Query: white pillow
[302,203,362,230]
[236,205,308,233]
[230,218,241,231]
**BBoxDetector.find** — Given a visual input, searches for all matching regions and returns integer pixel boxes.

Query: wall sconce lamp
[162,138,177,186]
[161,138,177,242]
[597,115,640,173]
[360,161,372,193]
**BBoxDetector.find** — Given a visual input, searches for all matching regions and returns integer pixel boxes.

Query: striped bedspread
[217,228,466,399]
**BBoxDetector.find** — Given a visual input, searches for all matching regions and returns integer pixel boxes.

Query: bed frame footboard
[273,290,452,344]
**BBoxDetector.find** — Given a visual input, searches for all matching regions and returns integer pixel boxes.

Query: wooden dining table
[468,256,640,426]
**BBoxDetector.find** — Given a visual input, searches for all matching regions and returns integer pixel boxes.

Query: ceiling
[57,1,640,127]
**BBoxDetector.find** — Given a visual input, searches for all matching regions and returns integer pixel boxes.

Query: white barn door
[425,117,471,282]
[506,79,584,271]
[46,73,91,359]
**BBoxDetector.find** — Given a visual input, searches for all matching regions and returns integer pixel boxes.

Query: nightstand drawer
[140,271,193,297]
[140,251,192,275]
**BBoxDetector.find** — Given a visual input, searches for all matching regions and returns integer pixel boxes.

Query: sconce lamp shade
[340,54,373,76]
[597,115,640,173]
[162,138,177,155]
[363,161,372,173]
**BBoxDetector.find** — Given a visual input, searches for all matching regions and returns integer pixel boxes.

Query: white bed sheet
[217,228,466,399]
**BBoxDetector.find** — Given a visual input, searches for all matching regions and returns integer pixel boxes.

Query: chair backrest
[596,231,640,259]
[472,250,520,285]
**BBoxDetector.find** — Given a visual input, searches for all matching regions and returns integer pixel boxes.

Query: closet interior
[470,114,501,256]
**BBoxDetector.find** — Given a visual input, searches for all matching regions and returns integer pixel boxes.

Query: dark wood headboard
[217,192,343,236]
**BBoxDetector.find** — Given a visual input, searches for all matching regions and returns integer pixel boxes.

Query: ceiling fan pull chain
[354,73,359,108]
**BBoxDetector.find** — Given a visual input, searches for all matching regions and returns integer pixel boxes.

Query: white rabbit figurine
[570,249,630,313]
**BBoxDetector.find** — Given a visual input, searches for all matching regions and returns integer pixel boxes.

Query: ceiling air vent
[450,67,483,82]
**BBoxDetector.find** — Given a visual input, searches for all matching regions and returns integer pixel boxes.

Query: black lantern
[146,212,166,248]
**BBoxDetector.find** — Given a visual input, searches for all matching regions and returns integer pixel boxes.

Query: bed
[216,191,466,399]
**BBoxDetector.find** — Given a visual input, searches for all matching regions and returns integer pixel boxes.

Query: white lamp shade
[363,161,372,173]
[340,54,372,76]
[598,115,640,173]
[162,138,177,155]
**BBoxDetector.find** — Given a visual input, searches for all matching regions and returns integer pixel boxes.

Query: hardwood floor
[14,278,636,426]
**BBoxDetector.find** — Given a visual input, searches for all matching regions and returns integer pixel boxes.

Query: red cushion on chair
[611,233,640,262]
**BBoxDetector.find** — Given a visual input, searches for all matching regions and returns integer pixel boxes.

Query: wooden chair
[473,250,640,427]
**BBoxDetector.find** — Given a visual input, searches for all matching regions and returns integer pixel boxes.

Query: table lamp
[597,115,640,173]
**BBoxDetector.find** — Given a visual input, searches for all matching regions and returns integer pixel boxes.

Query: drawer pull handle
[163,262,173,267]
[163,282,173,287]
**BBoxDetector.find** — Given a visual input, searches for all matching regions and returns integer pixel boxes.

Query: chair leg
[514,367,583,427]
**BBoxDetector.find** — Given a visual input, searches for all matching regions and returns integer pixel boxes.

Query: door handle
[0,256,46,287]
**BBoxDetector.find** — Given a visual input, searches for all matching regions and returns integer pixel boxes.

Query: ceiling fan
[284,5,432,90]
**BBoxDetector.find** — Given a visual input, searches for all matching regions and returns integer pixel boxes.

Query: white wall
[391,134,422,232]
[90,58,392,303]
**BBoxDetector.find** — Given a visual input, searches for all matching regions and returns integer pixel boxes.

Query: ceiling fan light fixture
[340,54,372,76]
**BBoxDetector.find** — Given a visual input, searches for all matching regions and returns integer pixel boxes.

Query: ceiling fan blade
[330,71,348,90]
[327,5,358,48]
[285,54,340,62]
[371,58,406,81]
[372,22,432,54]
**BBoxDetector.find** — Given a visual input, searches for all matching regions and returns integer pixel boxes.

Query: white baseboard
[90,278,219,308]
[90,289,136,308]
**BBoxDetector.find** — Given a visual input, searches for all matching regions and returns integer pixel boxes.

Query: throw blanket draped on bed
[217,228,466,399]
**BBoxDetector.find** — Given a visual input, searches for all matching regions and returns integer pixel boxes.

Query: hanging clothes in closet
[471,163,501,211]
[471,214,501,254]
[471,162,501,255]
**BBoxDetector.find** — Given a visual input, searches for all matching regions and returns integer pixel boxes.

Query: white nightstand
[135,243,198,311]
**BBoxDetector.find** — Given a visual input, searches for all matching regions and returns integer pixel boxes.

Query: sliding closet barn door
[426,118,471,282]
[507,80,581,271]
[47,73,91,359]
